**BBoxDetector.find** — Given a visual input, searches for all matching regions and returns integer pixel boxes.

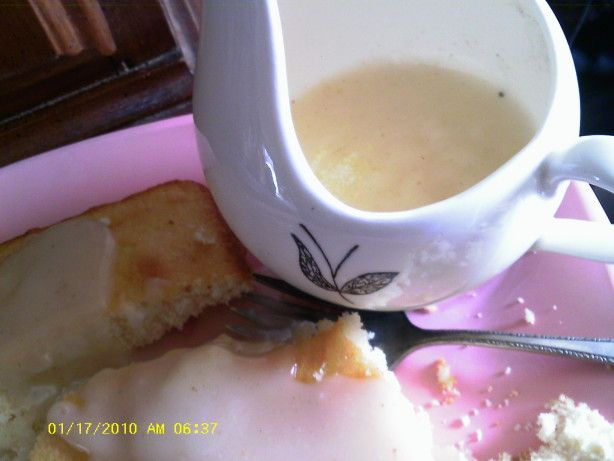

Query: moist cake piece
[31,314,442,461]
[531,395,613,460]
[495,395,614,461]
[0,181,251,460]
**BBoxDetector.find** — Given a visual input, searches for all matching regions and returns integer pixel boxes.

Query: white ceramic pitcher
[193,0,614,309]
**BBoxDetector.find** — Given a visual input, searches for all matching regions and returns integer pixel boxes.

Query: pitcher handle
[536,136,614,262]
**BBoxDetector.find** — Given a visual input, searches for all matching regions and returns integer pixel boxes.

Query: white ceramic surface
[193,0,614,309]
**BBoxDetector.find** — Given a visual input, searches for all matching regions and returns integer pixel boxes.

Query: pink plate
[1,115,612,460]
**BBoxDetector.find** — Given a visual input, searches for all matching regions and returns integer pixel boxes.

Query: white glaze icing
[0,219,117,391]
[49,340,435,461]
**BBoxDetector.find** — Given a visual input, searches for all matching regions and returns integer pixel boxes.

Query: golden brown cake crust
[87,180,252,347]
[1,180,251,349]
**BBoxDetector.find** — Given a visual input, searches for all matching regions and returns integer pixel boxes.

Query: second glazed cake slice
[0,180,251,460]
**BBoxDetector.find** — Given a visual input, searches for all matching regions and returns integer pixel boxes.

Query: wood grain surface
[0,0,200,166]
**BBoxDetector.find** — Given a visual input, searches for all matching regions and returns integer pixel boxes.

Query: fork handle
[251,274,614,365]
[419,329,614,365]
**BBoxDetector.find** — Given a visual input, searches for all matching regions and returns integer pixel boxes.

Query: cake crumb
[458,415,471,428]
[475,312,483,319]
[470,429,483,443]
[524,308,536,325]
[516,297,525,304]
[509,390,520,398]
[503,366,512,376]
[435,358,460,402]
[469,408,480,417]
[552,304,558,311]
[482,398,493,408]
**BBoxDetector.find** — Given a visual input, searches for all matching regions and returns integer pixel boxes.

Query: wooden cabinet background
[0,0,201,167]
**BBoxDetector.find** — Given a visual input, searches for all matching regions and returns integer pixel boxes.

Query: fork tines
[225,274,348,342]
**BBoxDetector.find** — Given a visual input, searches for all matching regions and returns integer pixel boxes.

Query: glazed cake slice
[0,181,251,460]
[31,314,439,461]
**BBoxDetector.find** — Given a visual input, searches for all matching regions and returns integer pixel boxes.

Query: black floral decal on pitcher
[291,224,398,303]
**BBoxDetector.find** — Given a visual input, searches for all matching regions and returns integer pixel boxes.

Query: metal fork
[227,274,614,368]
